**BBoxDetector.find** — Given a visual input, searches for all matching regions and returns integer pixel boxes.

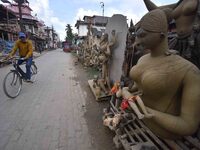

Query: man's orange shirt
[10,39,33,59]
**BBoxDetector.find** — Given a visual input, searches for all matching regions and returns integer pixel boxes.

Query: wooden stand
[88,79,111,101]
[106,95,200,150]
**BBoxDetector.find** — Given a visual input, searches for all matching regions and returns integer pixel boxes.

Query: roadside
[72,53,123,150]
[0,50,122,150]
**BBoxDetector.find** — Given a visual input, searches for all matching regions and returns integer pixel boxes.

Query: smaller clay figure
[116,87,153,119]
[93,75,101,98]
[108,30,117,51]
[98,34,111,94]
[103,113,122,130]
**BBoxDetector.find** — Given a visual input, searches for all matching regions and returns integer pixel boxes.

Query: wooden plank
[124,127,137,144]
[175,140,190,150]
[109,95,119,112]
[130,119,170,150]
[119,134,132,150]
[197,128,200,140]
[130,142,158,150]
[127,124,145,142]
[163,139,182,150]
[117,115,169,150]
[184,136,200,149]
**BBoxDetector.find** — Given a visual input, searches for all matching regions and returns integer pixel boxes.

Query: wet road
[0,49,99,150]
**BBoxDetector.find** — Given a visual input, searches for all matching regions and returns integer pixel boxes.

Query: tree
[129,19,135,33]
[130,19,134,28]
[65,24,74,42]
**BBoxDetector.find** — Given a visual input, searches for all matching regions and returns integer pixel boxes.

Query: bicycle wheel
[3,71,22,98]
[30,62,37,82]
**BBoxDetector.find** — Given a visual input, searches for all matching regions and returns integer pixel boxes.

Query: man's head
[18,32,26,42]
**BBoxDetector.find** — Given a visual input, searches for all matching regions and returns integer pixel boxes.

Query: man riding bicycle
[5,32,33,82]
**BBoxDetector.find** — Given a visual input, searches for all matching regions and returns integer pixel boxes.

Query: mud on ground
[72,56,123,150]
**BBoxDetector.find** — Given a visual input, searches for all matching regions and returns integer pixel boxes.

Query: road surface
[0,49,118,150]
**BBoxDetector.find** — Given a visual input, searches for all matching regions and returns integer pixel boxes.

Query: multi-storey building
[75,15,110,38]
[0,1,59,53]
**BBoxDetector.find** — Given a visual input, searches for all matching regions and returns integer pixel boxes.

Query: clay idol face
[135,28,162,51]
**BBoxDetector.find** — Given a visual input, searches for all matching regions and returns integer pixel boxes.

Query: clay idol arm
[147,68,200,136]
[143,0,176,11]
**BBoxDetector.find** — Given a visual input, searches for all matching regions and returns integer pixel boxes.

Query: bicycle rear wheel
[3,71,22,98]
[30,62,37,82]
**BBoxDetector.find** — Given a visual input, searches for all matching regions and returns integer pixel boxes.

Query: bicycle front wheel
[31,62,37,82]
[3,71,22,98]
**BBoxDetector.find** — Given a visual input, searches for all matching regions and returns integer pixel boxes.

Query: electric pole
[100,2,104,17]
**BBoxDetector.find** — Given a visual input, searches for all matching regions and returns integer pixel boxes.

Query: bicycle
[1,56,38,98]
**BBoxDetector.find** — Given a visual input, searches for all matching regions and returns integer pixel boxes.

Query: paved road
[0,49,104,150]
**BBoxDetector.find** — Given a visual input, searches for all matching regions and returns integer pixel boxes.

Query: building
[0,4,19,54]
[44,26,59,49]
[0,4,19,41]
[0,1,60,53]
[0,1,60,54]
[75,15,110,37]
[6,2,37,33]
[6,2,46,51]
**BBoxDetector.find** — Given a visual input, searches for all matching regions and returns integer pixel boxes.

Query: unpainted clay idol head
[138,9,168,34]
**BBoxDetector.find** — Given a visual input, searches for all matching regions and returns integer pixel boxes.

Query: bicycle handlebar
[0,56,26,65]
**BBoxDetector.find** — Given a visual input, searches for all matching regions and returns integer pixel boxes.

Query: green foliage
[65,24,74,42]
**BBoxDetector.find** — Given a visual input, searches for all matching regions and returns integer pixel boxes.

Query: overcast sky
[3,0,178,41]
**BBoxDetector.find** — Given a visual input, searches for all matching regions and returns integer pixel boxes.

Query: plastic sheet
[0,38,14,54]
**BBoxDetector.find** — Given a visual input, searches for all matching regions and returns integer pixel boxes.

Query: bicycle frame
[1,56,37,81]
[11,57,27,80]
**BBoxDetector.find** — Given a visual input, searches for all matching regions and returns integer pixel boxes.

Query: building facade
[75,15,110,37]
[0,1,59,55]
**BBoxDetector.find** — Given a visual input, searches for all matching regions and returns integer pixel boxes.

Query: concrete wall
[78,25,88,37]
[105,14,128,83]
[93,25,106,32]
[78,25,106,37]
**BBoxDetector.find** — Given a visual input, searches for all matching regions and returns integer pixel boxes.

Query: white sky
[1,0,178,41]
